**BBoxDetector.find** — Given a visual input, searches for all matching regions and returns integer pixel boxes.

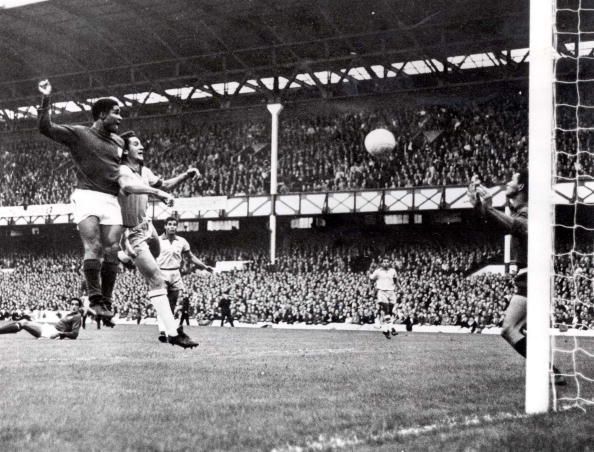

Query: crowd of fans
[0,93,591,330]
[1,237,592,331]
[0,94,540,206]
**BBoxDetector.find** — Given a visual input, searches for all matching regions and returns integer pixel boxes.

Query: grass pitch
[0,325,593,451]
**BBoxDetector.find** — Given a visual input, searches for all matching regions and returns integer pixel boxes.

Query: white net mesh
[552,0,594,411]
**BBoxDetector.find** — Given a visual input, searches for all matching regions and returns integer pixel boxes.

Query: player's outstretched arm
[37,80,77,145]
[119,172,175,207]
[480,202,526,237]
[186,251,214,272]
[161,167,201,190]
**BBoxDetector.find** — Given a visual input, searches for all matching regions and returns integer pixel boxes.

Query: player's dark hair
[69,297,82,307]
[91,97,119,121]
[119,130,138,162]
[165,216,178,225]
[120,130,137,150]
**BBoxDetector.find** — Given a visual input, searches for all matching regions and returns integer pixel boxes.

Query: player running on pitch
[118,130,200,348]
[468,170,566,385]
[0,298,84,340]
[38,80,123,321]
[156,217,214,342]
[370,257,400,339]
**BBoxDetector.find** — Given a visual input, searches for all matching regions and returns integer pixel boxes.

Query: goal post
[526,0,555,414]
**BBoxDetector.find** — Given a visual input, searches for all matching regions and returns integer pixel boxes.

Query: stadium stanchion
[526,0,554,414]
[267,103,283,265]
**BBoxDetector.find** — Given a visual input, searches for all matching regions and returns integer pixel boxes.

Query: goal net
[549,0,594,411]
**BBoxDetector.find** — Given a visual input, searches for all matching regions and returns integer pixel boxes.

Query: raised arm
[37,80,77,145]
[119,168,174,207]
[470,182,527,237]
[161,167,201,190]
[481,204,527,237]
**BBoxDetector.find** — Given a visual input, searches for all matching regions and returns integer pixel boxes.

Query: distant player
[0,298,83,340]
[370,257,399,339]
[218,287,235,327]
[38,79,123,320]
[178,296,192,327]
[118,130,199,349]
[156,217,214,341]
[468,171,566,385]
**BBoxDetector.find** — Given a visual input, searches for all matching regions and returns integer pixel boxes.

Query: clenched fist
[38,79,52,96]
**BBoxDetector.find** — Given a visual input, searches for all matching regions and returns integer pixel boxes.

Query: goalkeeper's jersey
[509,205,528,270]
[509,205,528,295]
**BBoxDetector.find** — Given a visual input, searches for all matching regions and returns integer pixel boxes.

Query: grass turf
[0,325,592,451]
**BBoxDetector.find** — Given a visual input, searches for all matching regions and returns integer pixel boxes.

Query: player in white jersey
[156,217,213,341]
[369,257,400,339]
[118,130,200,349]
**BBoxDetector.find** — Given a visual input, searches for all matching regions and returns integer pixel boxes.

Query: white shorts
[377,290,397,304]
[161,269,185,292]
[40,323,59,339]
[71,189,122,225]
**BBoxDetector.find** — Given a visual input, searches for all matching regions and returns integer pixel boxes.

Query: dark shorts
[379,302,394,315]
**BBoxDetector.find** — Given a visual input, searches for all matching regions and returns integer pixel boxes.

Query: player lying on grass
[0,297,83,340]
[117,130,200,349]
[468,171,566,385]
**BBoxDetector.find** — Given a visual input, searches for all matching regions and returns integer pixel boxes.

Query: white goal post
[526,0,555,414]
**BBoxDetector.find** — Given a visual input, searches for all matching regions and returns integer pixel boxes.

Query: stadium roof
[0,0,587,119]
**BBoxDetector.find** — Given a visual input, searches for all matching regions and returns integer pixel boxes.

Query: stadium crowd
[0,93,591,330]
[0,95,539,206]
[1,238,592,330]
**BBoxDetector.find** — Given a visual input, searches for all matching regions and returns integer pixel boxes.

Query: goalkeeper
[468,170,566,386]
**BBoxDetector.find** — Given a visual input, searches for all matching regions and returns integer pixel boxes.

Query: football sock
[513,337,527,358]
[157,315,166,335]
[168,291,179,314]
[149,289,178,337]
[83,259,102,304]
[0,322,21,334]
[100,261,119,307]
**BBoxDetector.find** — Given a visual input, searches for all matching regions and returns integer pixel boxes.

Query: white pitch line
[271,411,532,452]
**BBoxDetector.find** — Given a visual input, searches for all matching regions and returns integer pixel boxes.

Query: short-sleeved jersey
[157,235,191,270]
[118,165,162,227]
[370,268,397,291]
[55,312,82,335]
[38,109,123,195]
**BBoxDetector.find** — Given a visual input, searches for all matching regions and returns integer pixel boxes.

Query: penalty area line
[271,411,531,452]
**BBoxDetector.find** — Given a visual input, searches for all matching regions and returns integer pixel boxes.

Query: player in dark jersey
[178,296,192,327]
[38,80,123,322]
[218,287,235,327]
[0,298,83,340]
[468,170,566,385]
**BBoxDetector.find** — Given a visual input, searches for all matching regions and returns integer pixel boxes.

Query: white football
[364,128,396,157]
